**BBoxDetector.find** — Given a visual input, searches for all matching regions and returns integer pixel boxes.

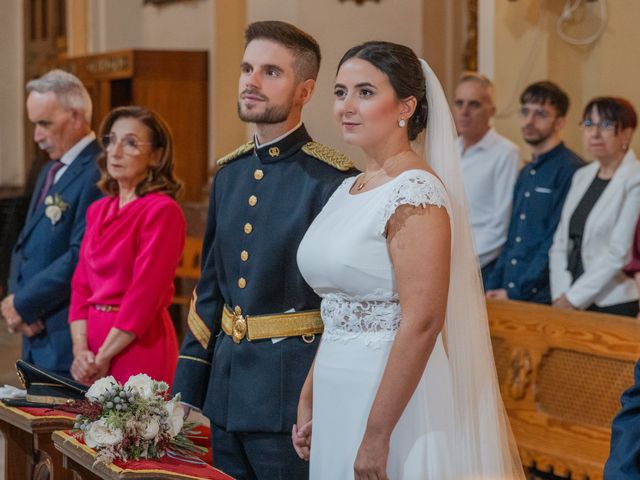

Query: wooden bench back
[487,299,640,480]
[173,236,203,306]
[176,236,203,280]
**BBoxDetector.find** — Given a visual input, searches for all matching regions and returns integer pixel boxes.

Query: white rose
[164,401,184,437]
[45,205,62,224]
[139,417,160,440]
[124,374,156,399]
[84,419,123,448]
[86,376,119,401]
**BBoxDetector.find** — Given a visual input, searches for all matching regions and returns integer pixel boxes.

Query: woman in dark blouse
[549,97,640,316]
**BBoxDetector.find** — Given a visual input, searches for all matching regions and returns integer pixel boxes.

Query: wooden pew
[52,430,232,480]
[173,236,203,306]
[0,404,75,480]
[170,235,203,341]
[488,299,640,480]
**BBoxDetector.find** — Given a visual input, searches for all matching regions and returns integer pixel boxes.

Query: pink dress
[70,192,185,385]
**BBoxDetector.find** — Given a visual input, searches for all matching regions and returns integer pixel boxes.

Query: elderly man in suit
[0,69,102,377]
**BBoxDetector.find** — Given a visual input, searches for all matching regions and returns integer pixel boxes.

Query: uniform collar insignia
[255,125,311,164]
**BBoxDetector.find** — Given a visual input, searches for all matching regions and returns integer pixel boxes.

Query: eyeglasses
[519,106,553,120]
[580,119,617,132]
[101,133,153,155]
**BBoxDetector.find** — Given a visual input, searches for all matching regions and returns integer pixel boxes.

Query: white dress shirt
[254,121,302,148]
[457,129,520,267]
[54,132,97,183]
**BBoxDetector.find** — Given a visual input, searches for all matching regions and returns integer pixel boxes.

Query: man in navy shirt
[485,81,583,303]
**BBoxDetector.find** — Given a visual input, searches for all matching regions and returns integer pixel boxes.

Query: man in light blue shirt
[453,72,520,283]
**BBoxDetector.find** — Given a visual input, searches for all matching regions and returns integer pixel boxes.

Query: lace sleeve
[377,170,451,236]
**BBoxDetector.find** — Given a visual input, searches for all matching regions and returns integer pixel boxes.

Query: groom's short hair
[244,20,321,82]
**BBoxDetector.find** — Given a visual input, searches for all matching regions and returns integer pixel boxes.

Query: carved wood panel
[488,299,640,480]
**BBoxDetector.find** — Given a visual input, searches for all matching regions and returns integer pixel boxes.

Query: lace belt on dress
[320,293,401,345]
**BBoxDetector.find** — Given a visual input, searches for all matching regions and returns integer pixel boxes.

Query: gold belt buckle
[232,313,247,343]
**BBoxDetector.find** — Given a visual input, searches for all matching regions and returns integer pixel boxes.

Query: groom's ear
[296,79,316,106]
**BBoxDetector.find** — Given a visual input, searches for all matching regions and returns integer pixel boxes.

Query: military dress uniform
[172,125,354,479]
[484,142,583,303]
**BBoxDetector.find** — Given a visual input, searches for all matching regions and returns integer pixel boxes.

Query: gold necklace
[355,149,413,191]
[355,168,386,191]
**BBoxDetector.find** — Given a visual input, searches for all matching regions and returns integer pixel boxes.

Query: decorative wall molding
[143,0,193,6]
[464,0,478,71]
[338,0,380,4]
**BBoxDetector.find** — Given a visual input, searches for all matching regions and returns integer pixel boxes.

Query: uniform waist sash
[221,305,323,343]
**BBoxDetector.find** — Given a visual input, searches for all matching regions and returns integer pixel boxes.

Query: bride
[293,41,525,479]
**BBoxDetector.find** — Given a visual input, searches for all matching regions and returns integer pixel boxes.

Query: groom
[172,21,354,479]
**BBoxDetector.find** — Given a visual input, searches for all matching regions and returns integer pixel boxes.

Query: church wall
[247,0,423,168]
[87,0,215,167]
[0,1,24,186]
[0,1,443,183]
[490,0,640,161]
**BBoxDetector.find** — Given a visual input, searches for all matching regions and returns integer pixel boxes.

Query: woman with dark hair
[68,106,185,385]
[293,42,524,479]
[550,97,640,316]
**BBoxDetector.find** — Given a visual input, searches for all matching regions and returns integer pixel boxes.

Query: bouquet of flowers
[72,373,207,465]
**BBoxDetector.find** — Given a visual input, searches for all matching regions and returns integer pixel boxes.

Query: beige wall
[88,0,215,164]
[88,0,213,51]
[490,0,640,161]
[0,1,24,185]
[0,0,427,183]
[247,0,423,166]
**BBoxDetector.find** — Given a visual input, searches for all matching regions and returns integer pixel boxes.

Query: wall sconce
[339,0,380,4]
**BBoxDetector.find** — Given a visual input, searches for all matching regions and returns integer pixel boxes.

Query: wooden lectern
[0,403,75,480]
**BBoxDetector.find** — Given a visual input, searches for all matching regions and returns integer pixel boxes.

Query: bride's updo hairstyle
[337,41,428,141]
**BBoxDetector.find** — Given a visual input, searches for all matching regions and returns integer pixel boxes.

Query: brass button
[244,223,253,234]
[238,277,247,289]
[234,305,242,315]
[254,169,264,180]
[248,195,257,207]
[240,250,249,262]
[268,147,280,157]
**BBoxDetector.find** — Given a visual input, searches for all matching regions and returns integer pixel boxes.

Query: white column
[478,0,494,79]
[0,1,24,186]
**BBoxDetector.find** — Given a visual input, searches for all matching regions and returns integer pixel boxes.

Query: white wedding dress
[297,169,456,479]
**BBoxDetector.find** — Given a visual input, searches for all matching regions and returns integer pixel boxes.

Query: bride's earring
[398,118,406,128]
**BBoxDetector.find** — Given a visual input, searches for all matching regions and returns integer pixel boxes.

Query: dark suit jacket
[173,125,355,433]
[605,360,640,479]
[8,140,102,375]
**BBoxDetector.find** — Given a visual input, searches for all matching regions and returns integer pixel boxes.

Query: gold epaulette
[302,142,354,171]
[216,141,255,167]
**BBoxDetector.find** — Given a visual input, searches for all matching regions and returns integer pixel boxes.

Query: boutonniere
[44,193,69,225]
